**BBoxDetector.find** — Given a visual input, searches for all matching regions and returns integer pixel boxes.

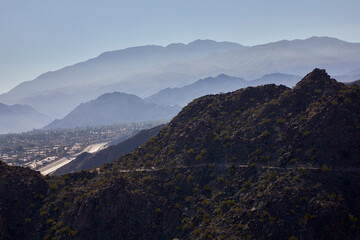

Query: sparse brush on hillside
[0,69,360,240]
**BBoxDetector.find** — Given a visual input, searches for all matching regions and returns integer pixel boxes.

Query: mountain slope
[0,69,359,239]
[44,92,179,130]
[145,74,248,106]
[0,40,245,118]
[0,103,50,134]
[132,69,359,170]
[207,36,360,78]
[248,72,301,86]
[145,73,301,107]
[346,79,360,87]
[0,162,47,239]
[53,124,165,175]
[334,74,360,83]
[1,37,359,119]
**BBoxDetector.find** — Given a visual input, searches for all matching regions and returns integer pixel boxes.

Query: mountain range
[43,92,179,130]
[346,79,360,87]
[0,37,359,119]
[1,69,359,239]
[145,73,301,107]
[0,103,50,134]
[44,73,302,130]
[0,40,244,118]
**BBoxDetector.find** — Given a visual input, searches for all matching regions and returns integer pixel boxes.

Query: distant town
[0,122,159,170]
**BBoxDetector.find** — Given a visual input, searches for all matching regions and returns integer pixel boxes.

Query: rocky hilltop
[0,69,359,240]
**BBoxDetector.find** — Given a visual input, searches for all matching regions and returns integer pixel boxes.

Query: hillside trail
[106,163,360,174]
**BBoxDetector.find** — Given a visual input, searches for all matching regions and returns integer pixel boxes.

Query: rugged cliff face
[1,69,360,240]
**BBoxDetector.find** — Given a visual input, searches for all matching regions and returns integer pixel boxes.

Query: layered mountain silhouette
[44,73,300,130]
[145,74,248,106]
[334,67,360,83]
[0,40,244,118]
[1,69,359,239]
[44,92,179,130]
[345,79,360,87]
[0,103,50,134]
[0,37,359,118]
[248,72,301,86]
[145,73,301,106]
[53,124,165,175]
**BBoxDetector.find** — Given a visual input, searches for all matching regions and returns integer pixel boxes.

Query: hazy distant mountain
[0,40,244,118]
[53,124,165,175]
[145,73,301,107]
[145,74,248,106]
[44,92,180,130]
[248,73,301,87]
[0,103,50,134]
[223,36,360,78]
[334,74,360,83]
[345,79,360,87]
[345,67,360,75]
[0,37,359,118]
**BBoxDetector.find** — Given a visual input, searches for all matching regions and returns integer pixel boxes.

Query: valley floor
[39,141,109,175]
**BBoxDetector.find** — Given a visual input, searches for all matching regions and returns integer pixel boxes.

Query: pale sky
[0,0,359,94]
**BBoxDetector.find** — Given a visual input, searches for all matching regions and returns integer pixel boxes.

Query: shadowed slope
[0,69,359,239]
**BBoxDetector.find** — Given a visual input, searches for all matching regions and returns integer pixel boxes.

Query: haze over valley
[1,1,360,239]
[1,37,360,121]
[2,69,360,239]
[0,103,51,134]
[0,36,360,179]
